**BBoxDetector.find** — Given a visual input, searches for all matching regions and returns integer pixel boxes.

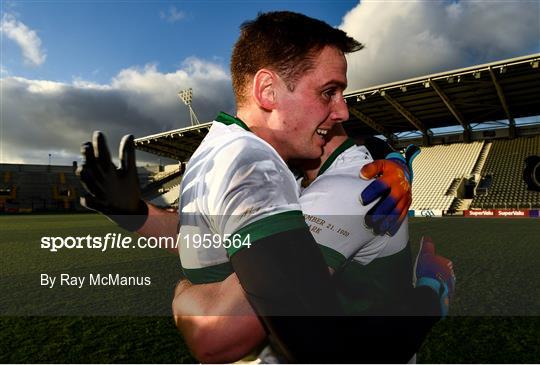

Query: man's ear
[252,69,276,111]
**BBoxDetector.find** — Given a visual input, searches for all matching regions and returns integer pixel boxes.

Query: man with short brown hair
[78,11,420,362]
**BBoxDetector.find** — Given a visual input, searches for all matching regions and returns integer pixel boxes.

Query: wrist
[385,151,406,163]
[417,276,449,318]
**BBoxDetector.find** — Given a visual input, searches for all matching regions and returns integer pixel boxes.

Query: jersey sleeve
[203,136,307,256]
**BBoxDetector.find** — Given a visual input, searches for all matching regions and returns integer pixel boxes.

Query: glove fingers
[93,131,113,172]
[386,197,410,236]
[434,256,455,296]
[80,141,95,164]
[119,134,137,175]
[359,160,384,180]
[80,142,108,181]
[80,193,108,213]
[375,201,404,235]
[360,179,389,205]
[405,144,421,166]
[368,193,397,222]
[420,236,436,255]
[78,165,107,199]
[379,216,396,236]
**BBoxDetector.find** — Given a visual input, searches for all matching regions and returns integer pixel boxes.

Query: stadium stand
[0,171,17,211]
[142,164,183,207]
[0,163,157,213]
[470,135,540,209]
[150,186,180,207]
[3,54,538,214]
[410,141,485,211]
[132,54,540,214]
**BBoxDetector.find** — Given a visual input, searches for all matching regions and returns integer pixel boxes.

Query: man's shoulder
[316,144,373,180]
[199,122,281,163]
[335,144,373,170]
[300,173,370,215]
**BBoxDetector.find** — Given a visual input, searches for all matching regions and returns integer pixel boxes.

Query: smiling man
[174,12,384,362]
[78,11,416,362]
[173,124,455,364]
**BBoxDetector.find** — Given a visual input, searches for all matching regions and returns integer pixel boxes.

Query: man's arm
[172,274,265,363]
[198,141,345,362]
[136,203,179,254]
[361,236,455,361]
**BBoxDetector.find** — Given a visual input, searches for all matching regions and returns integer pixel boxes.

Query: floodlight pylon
[178,88,201,126]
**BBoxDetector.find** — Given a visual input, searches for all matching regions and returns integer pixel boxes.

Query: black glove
[77,131,148,231]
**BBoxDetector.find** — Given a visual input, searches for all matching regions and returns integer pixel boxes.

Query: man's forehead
[306,69,348,91]
[309,47,348,84]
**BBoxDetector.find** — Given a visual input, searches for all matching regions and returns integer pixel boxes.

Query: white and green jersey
[179,114,411,307]
[178,112,307,284]
[299,138,408,269]
[179,120,413,362]
[298,138,412,316]
[255,139,412,364]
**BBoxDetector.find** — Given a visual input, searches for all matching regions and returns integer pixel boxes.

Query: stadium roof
[135,53,540,161]
[344,53,540,141]
[135,122,212,162]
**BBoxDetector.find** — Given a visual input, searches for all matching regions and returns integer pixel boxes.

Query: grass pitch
[1,214,538,363]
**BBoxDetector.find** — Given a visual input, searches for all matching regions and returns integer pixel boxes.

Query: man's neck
[236,108,288,160]
[302,133,348,183]
[235,109,350,182]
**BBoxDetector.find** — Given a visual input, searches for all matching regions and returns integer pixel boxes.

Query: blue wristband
[417,277,449,317]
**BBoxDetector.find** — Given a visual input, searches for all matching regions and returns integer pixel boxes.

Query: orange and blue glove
[360,144,420,236]
[413,236,456,318]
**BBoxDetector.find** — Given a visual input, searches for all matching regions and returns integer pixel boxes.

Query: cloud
[340,0,540,90]
[0,13,46,66]
[160,6,186,23]
[0,58,234,165]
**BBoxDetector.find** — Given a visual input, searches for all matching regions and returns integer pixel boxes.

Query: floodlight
[178,88,193,106]
[178,88,200,126]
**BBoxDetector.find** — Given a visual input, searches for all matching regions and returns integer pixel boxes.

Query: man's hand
[77,131,148,231]
[360,144,420,236]
[413,236,456,317]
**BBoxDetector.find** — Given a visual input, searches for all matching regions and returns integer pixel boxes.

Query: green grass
[408,217,540,363]
[1,214,539,363]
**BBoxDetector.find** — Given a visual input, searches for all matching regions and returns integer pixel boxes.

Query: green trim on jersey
[227,210,308,257]
[216,112,251,131]
[318,244,346,270]
[182,261,234,284]
[317,138,356,177]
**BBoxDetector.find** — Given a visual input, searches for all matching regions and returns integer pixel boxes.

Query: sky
[1,0,539,166]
